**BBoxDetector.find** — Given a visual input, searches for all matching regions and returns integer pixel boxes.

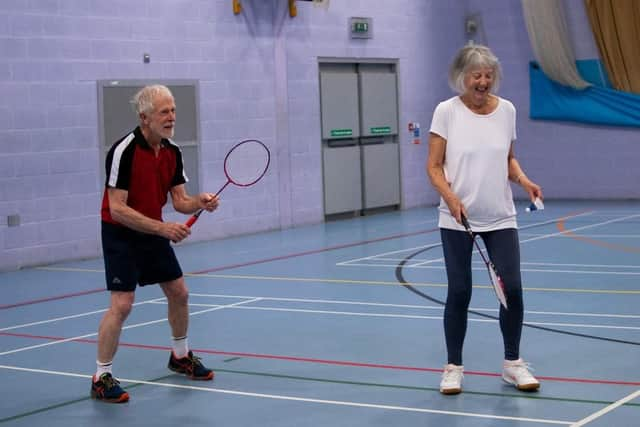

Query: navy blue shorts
[101,221,183,292]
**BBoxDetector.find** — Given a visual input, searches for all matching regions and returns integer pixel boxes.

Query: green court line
[212,367,640,408]
[0,396,93,424]
[2,368,638,424]
[0,374,173,424]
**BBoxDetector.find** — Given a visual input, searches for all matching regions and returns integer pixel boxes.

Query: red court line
[0,289,105,310]
[0,228,439,310]
[557,215,640,253]
[2,331,639,387]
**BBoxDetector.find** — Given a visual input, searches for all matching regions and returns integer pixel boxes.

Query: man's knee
[163,277,189,305]
[110,291,135,321]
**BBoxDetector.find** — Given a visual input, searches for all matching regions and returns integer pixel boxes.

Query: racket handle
[460,214,471,231]
[185,209,203,228]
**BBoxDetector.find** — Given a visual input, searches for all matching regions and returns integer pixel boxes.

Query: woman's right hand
[443,193,467,225]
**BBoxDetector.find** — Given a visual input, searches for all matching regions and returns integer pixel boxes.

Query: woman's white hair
[131,85,174,115]
[448,44,502,94]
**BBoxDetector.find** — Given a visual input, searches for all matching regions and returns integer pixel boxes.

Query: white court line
[341,212,640,269]
[0,364,573,425]
[570,389,640,427]
[364,260,640,270]
[338,262,640,275]
[336,243,442,265]
[181,304,452,322]
[570,210,640,215]
[340,212,595,267]
[191,293,640,319]
[0,297,165,332]
[521,233,640,239]
[4,293,636,335]
[519,261,640,269]
[142,301,640,331]
[406,258,444,266]
[0,293,640,346]
[522,320,640,331]
[409,258,443,268]
[0,298,261,356]
[519,213,640,244]
[525,310,640,319]
[192,294,445,310]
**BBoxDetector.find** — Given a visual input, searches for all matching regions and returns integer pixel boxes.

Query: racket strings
[224,141,269,186]
[470,234,508,308]
[185,139,269,229]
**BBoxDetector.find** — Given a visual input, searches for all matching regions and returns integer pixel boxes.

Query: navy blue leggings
[440,227,524,365]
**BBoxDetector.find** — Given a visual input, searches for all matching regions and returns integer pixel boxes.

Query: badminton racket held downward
[185,139,270,228]
[460,214,508,309]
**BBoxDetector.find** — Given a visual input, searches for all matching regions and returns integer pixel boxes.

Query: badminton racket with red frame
[186,139,270,227]
[461,214,508,309]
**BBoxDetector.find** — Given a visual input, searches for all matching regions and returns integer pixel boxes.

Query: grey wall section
[322,145,362,215]
[319,68,360,140]
[359,68,398,137]
[362,143,400,209]
[100,83,198,146]
[98,80,200,197]
[319,60,400,216]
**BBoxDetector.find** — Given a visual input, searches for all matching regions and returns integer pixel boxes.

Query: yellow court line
[188,273,640,295]
[186,272,446,288]
[35,267,640,295]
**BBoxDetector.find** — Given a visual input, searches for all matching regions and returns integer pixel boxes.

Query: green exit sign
[350,17,372,39]
[353,22,368,33]
[370,126,391,134]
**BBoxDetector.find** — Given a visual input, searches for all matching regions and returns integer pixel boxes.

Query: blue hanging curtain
[529,61,640,127]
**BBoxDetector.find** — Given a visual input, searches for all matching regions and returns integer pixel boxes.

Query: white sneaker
[502,358,540,391]
[440,364,463,395]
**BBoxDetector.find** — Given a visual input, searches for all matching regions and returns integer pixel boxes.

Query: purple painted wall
[466,0,640,201]
[0,0,637,270]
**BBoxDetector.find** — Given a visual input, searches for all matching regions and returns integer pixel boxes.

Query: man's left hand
[199,193,219,212]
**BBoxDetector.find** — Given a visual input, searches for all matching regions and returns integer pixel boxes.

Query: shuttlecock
[525,198,544,212]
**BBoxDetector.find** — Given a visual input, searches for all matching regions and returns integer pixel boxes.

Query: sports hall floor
[1,200,639,426]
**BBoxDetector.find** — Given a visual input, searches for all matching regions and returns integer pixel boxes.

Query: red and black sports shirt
[101,126,188,224]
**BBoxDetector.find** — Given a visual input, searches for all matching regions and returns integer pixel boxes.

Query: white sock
[172,335,189,358]
[95,360,113,379]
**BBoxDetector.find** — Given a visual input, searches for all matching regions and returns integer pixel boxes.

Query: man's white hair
[131,85,174,115]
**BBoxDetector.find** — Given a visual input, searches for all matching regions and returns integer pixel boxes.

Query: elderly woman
[426,44,543,395]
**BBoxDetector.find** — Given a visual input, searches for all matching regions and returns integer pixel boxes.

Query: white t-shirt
[429,96,517,232]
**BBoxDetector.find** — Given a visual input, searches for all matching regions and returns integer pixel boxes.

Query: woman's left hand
[521,177,543,202]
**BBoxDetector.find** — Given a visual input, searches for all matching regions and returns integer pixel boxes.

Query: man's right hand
[161,222,191,242]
